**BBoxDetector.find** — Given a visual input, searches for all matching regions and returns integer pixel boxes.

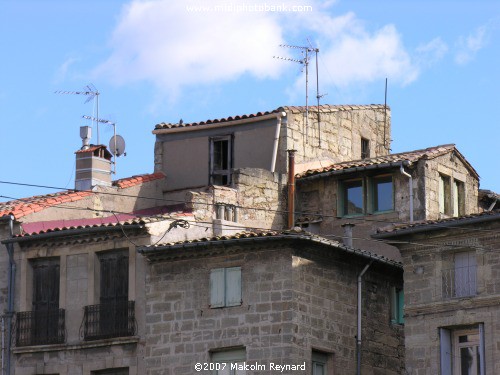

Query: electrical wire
[0,180,498,234]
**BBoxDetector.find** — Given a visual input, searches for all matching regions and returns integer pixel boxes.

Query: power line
[0,180,498,234]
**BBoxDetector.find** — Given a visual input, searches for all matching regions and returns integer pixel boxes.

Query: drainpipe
[400,164,414,222]
[287,150,297,229]
[356,261,373,375]
[271,112,287,173]
[3,215,15,375]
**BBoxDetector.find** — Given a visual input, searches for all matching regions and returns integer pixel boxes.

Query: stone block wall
[395,220,500,374]
[281,106,391,172]
[142,241,404,374]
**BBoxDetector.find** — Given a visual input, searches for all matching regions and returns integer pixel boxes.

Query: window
[92,369,129,375]
[453,179,465,216]
[210,267,241,308]
[211,348,246,375]
[372,175,394,212]
[361,138,370,159]
[339,175,394,217]
[342,179,364,216]
[210,136,233,185]
[83,250,135,340]
[312,351,330,375]
[439,174,452,216]
[440,325,485,375]
[442,251,477,299]
[16,258,65,346]
[390,287,404,324]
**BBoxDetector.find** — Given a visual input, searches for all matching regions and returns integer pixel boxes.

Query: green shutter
[225,267,241,307]
[210,268,225,308]
[397,289,404,324]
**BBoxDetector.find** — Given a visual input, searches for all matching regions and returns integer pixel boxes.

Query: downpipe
[356,261,373,375]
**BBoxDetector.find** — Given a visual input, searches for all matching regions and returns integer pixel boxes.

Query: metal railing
[15,309,65,347]
[81,301,136,341]
[442,265,477,299]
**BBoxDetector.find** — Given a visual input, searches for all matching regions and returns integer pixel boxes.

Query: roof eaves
[137,232,402,268]
[372,212,500,239]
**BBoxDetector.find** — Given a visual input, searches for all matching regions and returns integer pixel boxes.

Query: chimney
[75,127,112,190]
[341,223,355,247]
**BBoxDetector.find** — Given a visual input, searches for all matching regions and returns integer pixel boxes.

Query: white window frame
[440,325,485,375]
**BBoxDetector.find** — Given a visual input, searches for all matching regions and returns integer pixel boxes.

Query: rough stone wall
[422,153,479,220]
[142,242,403,374]
[291,251,404,375]
[144,247,296,375]
[396,220,500,374]
[280,106,391,173]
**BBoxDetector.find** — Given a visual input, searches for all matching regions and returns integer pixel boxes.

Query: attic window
[361,138,370,159]
[210,136,233,185]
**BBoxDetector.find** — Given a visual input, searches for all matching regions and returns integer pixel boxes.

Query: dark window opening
[361,138,370,159]
[210,136,232,185]
[343,180,364,216]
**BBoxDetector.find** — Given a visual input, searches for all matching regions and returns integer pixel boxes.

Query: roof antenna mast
[307,38,327,148]
[274,44,314,142]
[55,84,101,144]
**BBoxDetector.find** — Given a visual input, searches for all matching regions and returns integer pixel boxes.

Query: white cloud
[93,0,420,97]
[455,25,489,65]
[415,37,448,68]
[53,57,79,84]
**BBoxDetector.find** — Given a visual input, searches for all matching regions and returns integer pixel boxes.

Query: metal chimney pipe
[341,223,355,247]
[287,150,297,229]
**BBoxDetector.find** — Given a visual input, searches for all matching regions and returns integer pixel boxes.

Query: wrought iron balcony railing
[81,301,136,341]
[15,309,65,347]
[442,265,477,299]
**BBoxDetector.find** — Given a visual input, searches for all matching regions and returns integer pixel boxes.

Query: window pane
[374,176,393,212]
[344,180,363,215]
[214,140,229,170]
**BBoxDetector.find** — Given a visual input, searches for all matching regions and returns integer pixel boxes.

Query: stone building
[295,144,480,261]
[137,229,404,375]
[373,210,500,375]
[153,105,392,230]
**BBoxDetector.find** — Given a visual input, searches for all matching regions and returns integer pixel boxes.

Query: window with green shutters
[210,267,242,308]
[390,286,404,324]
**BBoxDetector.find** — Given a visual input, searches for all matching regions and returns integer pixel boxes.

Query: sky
[0,0,499,202]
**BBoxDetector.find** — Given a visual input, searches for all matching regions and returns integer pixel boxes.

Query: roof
[113,172,165,189]
[0,172,166,221]
[373,210,500,239]
[0,191,92,220]
[2,214,184,244]
[298,144,479,180]
[137,229,402,268]
[153,104,388,131]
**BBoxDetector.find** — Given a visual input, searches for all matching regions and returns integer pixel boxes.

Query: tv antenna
[55,84,101,144]
[307,38,327,147]
[274,44,318,140]
[82,115,126,175]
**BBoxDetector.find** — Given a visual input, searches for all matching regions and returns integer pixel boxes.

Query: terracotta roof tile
[112,172,165,189]
[298,144,478,179]
[154,104,388,131]
[0,191,92,220]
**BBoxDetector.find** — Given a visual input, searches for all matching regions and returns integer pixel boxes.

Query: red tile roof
[0,173,165,220]
[0,191,92,220]
[153,104,388,131]
[298,144,479,179]
[113,172,165,189]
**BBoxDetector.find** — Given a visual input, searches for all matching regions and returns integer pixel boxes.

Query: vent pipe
[341,223,355,247]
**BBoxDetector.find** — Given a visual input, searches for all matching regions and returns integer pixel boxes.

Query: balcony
[442,265,477,299]
[15,309,65,347]
[81,301,136,341]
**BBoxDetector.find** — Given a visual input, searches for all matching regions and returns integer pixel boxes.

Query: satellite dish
[109,135,126,156]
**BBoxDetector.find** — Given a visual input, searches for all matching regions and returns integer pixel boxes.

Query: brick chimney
[75,127,112,190]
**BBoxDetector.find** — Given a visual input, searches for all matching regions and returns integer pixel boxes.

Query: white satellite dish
[109,135,126,156]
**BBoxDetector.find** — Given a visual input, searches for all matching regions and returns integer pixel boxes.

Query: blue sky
[0,0,498,202]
